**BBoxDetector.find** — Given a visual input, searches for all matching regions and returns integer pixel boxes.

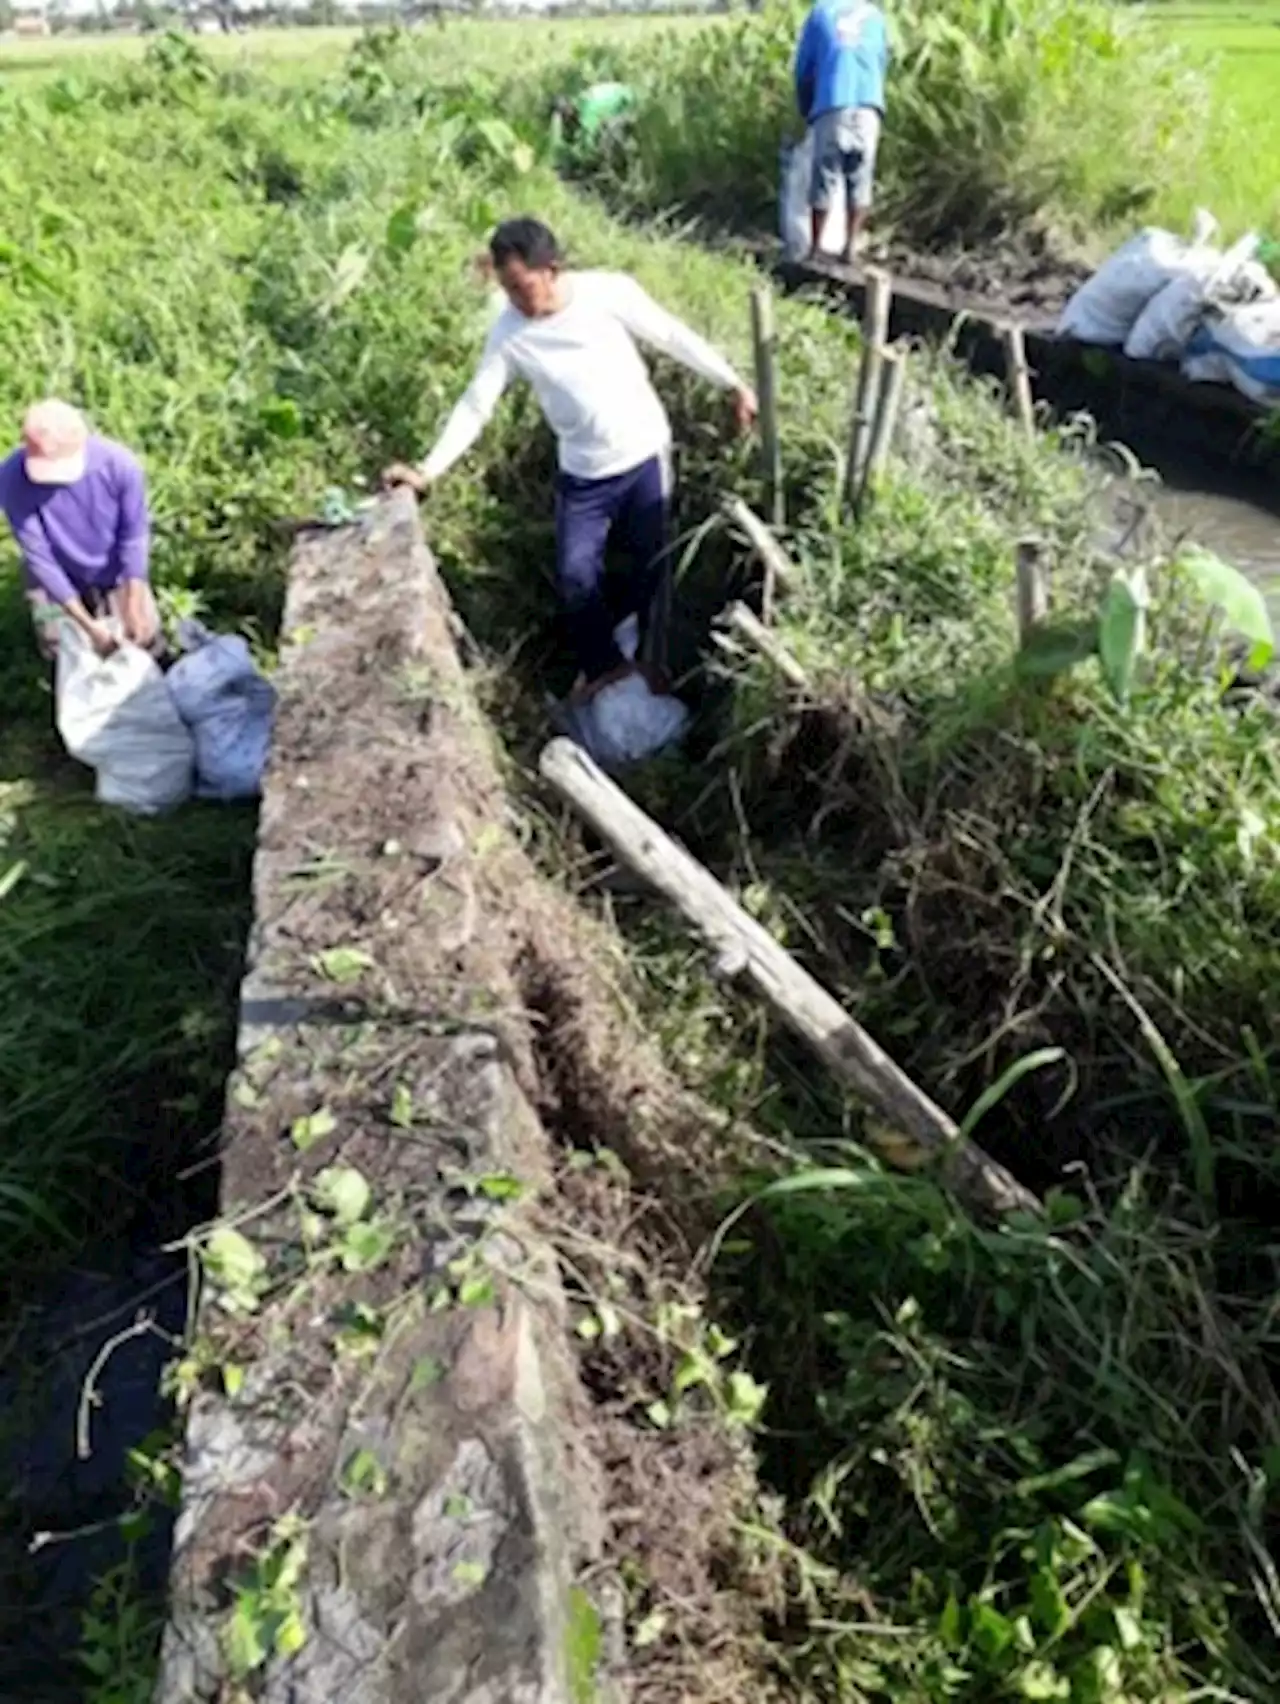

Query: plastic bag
[1181,298,1280,404]
[553,671,689,772]
[779,135,847,260]
[55,619,194,815]
[1124,233,1272,361]
[166,619,276,801]
[1057,211,1220,346]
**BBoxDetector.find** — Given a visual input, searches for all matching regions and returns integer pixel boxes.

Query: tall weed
[530,0,1213,246]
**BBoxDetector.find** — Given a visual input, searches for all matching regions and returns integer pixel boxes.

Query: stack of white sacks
[1056,211,1280,405]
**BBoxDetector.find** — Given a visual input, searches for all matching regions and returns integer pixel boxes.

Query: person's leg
[25,585,109,663]
[613,450,674,681]
[25,584,63,664]
[555,469,625,689]
[843,106,881,264]
[807,111,842,258]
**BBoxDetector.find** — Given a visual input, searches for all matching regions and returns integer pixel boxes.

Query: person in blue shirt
[794,0,890,263]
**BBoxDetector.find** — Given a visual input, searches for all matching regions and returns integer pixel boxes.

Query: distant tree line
[4,0,731,32]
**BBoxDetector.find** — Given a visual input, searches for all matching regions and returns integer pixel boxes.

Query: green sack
[576,81,635,142]
[553,81,636,161]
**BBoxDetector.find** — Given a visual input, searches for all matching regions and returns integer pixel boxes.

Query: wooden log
[857,345,908,509]
[722,495,801,617]
[1002,323,1036,437]
[750,286,784,530]
[1015,538,1049,643]
[722,601,808,688]
[845,267,893,508]
[539,737,1040,1218]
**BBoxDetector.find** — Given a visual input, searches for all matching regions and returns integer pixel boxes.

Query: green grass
[0,23,357,74]
[590,325,1280,1697]
[512,0,1219,252]
[0,616,254,1279]
[0,15,752,1299]
[5,5,1275,240]
[0,13,710,82]
[1143,1,1280,234]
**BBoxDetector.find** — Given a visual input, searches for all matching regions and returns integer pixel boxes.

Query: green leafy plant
[341,1447,389,1499]
[1017,550,1272,703]
[201,1226,268,1316]
[79,1541,165,1704]
[291,1106,337,1152]
[311,1164,372,1225]
[313,946,375,983]
[1179,544,1275,669]
[223,1517,309,1679]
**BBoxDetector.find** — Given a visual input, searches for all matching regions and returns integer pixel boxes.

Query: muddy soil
[729,213,1091,322]
[519,931,786,1702]
[866,227,1090,321]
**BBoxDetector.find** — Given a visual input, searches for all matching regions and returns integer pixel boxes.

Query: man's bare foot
[641,660,672,695]
[569,661,636,706]
[568,660,670,707]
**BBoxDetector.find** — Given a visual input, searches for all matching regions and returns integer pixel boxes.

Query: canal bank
[769,249,1280,607]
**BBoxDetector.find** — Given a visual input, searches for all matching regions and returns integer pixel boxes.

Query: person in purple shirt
[0,398,161,661]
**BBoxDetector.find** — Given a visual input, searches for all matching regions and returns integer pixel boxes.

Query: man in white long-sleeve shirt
[384,217,757,697]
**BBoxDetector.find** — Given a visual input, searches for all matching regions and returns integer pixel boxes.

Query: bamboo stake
[846,267,893,508]
[857,346,908,510]
[750,285,784,530]
[1015,538,1049,644]
[722,601,808,688]
[722,495,801,612]
[1002,323,1035,437]
[540,738,1040,1218]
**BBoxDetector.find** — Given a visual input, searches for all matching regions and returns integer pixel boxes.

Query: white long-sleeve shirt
[420,270,745,484]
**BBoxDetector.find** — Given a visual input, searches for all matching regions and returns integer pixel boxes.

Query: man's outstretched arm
[604,274,757,429]
[385,334,512,492]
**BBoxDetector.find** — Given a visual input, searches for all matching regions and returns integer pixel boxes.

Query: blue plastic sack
[166,619,276,801]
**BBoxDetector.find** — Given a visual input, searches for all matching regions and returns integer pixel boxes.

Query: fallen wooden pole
[857,345,908,510]
[539,738,1039,1217]
[722,601,808,688]
[750,286,784,530]
[846,267,893,509]
[722,495,801,617]
[1002,323,1036,437]
[1015,538,1049,644]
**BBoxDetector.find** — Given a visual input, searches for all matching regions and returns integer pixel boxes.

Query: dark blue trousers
[554,451,671,684]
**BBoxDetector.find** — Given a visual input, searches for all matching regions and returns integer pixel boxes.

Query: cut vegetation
[1,13,1277,1704]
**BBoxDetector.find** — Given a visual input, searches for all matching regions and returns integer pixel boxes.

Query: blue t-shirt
[795,0,889,123]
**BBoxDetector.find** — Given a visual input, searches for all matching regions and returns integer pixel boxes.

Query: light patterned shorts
[810,105,882,213]
[26,581,163,662]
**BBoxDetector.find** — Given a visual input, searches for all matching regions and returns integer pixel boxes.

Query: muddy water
[1094,444,1280,615]
[1147,455,1280,607]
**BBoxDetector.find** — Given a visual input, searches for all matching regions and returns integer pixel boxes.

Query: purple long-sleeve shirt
[0,434,151,606]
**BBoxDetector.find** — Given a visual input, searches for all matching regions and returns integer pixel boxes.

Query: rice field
[1142,0,1280,234]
